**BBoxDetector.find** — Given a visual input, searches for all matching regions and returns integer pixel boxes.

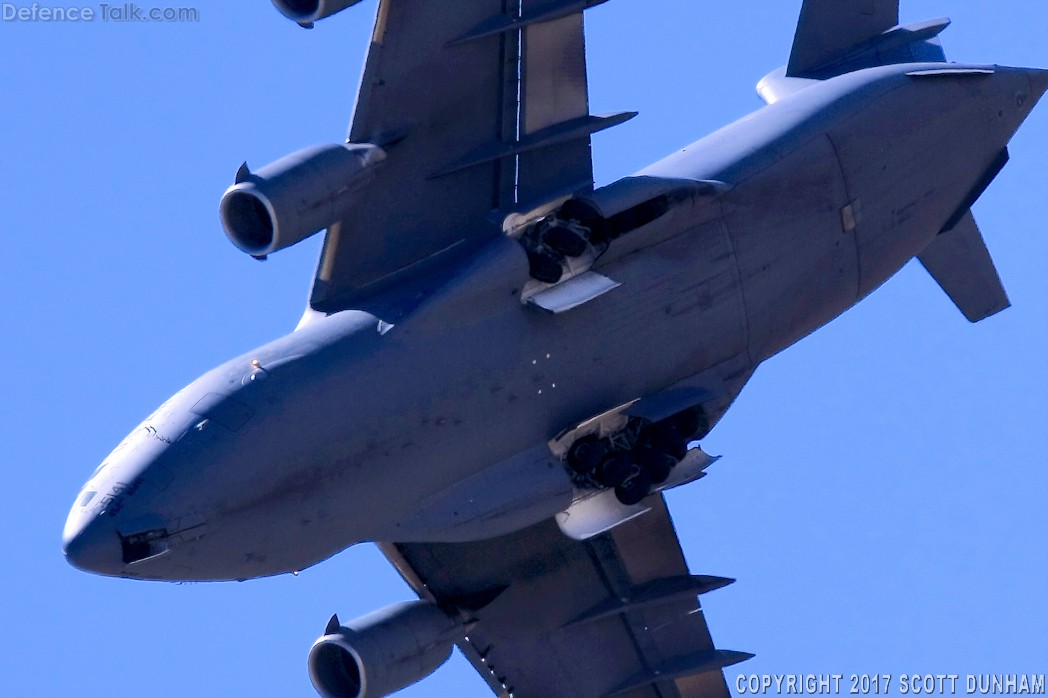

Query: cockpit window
[78,491,97,508]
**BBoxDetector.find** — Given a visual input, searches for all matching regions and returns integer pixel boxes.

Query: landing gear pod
[308,601,462,698]
[219,143,385,258]
[271,0,365,26]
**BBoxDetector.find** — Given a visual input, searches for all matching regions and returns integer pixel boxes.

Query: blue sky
[1,2,1045,696]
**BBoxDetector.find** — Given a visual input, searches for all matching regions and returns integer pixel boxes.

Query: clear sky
[1,2,1045,697]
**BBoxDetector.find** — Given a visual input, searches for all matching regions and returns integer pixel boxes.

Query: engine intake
[219,143,385,258]
[308,601,462,698]
[271,0,365,25]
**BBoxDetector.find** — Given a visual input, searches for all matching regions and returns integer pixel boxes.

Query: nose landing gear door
[116,513,209,565]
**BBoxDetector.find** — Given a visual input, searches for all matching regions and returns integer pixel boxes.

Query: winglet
[324,614,341,635]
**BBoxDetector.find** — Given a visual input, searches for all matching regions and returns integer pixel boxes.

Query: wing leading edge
[380,495,751,698]
[309,0,632,311]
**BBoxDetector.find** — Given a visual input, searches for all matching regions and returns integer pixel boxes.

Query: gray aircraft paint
[58,0,1048,694]
[63,61,1047,582]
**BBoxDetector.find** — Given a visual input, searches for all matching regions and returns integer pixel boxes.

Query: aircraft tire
[544,225,587,257]
[615,471,651,506]
[527,250,564,284]
[567,435,606,475]
[634,447,674,485]
[668,407,708,440]
[594,451,633,487]
[646,424,688,461]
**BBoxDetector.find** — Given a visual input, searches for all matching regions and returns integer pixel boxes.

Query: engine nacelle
[219,143,385,257]
[307,601,461,698]
[271,0,365,26]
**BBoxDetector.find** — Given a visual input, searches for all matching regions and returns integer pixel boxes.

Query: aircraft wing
[379,494,751,698]
[310,0,634,310]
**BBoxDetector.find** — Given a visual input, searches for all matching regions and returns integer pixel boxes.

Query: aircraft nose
[63,510,124,576]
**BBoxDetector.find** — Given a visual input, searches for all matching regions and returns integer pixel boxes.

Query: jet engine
[307,601,462,698]
[219,143,385,258]
[271,0,365,25]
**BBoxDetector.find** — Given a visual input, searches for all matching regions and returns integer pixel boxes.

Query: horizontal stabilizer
[918,211,1010,323]
[764,16,950,102]
[788,0,899,77]
[786,0,954,79]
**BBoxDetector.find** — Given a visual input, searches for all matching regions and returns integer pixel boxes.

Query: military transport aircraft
[63,0,1046,696]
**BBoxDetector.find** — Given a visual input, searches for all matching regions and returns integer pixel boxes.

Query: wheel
[566,435,606,476]
[633,447,674,485]
[543,225,587,257]
[594,451,633,487]
[668,407,708,440]
[645,423,688,461]
[557,198,602,230]
[527,250,564,284]
[615,471,651,506]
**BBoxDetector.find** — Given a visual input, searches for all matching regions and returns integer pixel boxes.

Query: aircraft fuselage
[63,63,1045,581]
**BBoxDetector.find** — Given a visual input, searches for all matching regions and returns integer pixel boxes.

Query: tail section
[759,1,951,104]
[788,1,950,79]
[789,0,899,77]
[762,6,1048,324]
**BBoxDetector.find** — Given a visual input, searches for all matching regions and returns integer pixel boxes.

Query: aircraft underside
[62,1,1046,697]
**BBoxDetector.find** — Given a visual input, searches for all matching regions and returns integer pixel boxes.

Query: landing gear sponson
[561,406,710,506]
